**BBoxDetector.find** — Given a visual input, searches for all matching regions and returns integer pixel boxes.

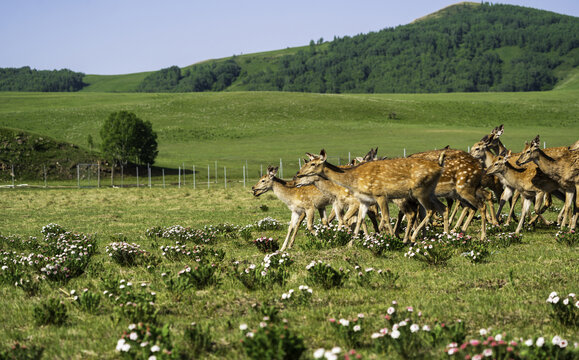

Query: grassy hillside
[82,72,153,92]
[0,86,577,184]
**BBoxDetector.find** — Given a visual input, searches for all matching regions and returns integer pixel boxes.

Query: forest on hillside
[137,3,579,94]
[1,3,578,94]
[0,67,85,92]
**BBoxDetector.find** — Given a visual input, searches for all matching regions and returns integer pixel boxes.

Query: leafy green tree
[100,111,158,166]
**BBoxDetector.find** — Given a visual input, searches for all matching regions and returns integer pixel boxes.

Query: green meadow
[0,80,578,186]
[0,76,578,358]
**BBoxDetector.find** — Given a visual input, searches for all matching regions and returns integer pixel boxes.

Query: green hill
[0,127,102,181]
[134,2,579,94]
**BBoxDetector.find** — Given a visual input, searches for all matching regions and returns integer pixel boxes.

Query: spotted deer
[252,166,332,251]
[295,149,446,243]
[516,136,579,230]
[408,148,488,239]
[486,150,566,234]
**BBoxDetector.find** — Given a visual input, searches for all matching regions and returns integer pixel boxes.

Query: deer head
[515,135,541,166]
[485,150,512,176]
[252,166,278,196]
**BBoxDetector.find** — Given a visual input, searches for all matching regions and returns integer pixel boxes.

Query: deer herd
[252,126,579,251]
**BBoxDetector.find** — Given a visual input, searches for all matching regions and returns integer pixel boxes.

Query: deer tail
[438,150,446,167]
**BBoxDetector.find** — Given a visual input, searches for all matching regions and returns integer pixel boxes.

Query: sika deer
[516,136,579,230]
[408,148,488,239]
[486,150,565,234]
[295,149,446,243]
[252,166,332,251]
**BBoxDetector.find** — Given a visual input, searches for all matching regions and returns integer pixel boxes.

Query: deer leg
[497,187,514,224]
[376,196,393,235]
[318,207,328,227]
[505,190,521,225]
[280,212,303,251]
[452,207,469,233]
[350,203,369,246]
[561,191,575,230]
[515,197,532,234]
[403,209,418,243]
[288,209,311,250]
[571,188,578,231]
[367,207,381,233]
[448,201,461,226]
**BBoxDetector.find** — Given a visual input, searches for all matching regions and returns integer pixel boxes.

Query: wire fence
[0,155,354,190]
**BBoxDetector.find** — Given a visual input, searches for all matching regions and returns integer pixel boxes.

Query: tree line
[240,3,578,93]
[0,67,85,92]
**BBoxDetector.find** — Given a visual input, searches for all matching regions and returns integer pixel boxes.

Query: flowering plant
[33,298,68,326]
[239,319,306,360]
[555,230,578,247]
[106,241,148,266]
[445,330,578,360]
[404,237,454,266]
[254,236,280,253]
[304,223,354,249]
[0,342,44,360]
[280,285,313,306]
[255,217,283,231]
[329,314,365,347]
[354,266,399,289]
[103,279,158,324]
[546,291,578,327]
[461,241,491,264]
[306,260,349,289]
[233,251,294,290]
[239,224,254,242]
[184,322,214,356]
[146,225,217,244]
[70,288,101,314]
[115,322,173,360]
[163,263,220,292]
[313,347,362,360]
[489,231,523,248]
[360,232,405,256]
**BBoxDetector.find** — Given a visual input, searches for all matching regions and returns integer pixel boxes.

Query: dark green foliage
[0,342,44,360]
[33,298,68,326]
[137,60,242,92]
[99,111,158,165]
[0,67,85,92]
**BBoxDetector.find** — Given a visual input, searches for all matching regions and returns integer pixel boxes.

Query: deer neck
[312,177,340,199]
[481,148,496,168]
[532,149,560,178]
[320,162,356,191]
[271,177,298,206]
[501,162,527,186]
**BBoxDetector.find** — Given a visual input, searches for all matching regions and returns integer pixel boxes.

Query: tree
[100,111,158,166]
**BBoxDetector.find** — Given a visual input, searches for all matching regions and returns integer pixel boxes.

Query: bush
[115,322,173,359]
[546,291,578,327]
[555,230,578,247]
[254,237,280,253]
[306,260,349,289]
[105,241,148,266]
[183,322,214,355]
[0,342,44,360]
[404,238,454,266]
[360,232,406,256]
[33,298,68,326]
[239,320,306,360]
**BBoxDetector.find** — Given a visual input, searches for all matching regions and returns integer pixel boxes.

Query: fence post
[403,148,406,158]
[348,152,351,163]
[148,164,151,188]
[279,158,283,178]
[136,166,139,188]
[11,164,15,188]
[77,164,80,188]
[121,165,124,188]
[224,167,227,188]
[97,162,101,188]
[162,169,165,188]
[193,165,196,189]
[178,167,181,188]
[182,162,185,185]
[543,141,546,149]
[208,165,210,189]
[243,165,246,187]
[260,164,263,177]
[298,158,301,168]
[43,164,47,188]
[215,161,218,184]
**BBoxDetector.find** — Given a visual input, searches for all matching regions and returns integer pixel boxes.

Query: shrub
[233,252,294,290]
[255,217,282,231]
[280,285,313,306]
[115,322,173,359]
[354,266,399,289]
[461,241,491,264]
[33,298,68,326]
[103,279,159,324]
[70,288,101,314]
[304,223,354,248]
[239,320,306,360]
[183,322,214,355]
[490,231,523,248]
[239,225,254,242]
[105,241,148,266]
[0,342,44,360]
[555,230,578,247]
[404,238,454,266]
[254,237,279,253]
[306,260,349,289]
[546,291,578,327]
[328,314,365,347]
[360,232,406,256]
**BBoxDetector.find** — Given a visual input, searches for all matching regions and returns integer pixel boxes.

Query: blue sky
[1,0,578,75]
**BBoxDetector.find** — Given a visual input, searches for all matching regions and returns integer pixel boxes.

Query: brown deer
[516,135,579,230]
[407,148,489,239]
[252,166,332,251]
[485,150,566,234]
[295,149,446,243]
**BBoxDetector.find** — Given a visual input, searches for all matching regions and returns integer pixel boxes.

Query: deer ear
[532,135,540,147]
[481,134,490,143]
[504,150,512,161]
[268,166,278,177]
[305,152,316,160]
[494,124,504,137]
[320,149,327,161]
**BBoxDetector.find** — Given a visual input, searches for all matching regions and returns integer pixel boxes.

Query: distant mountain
[3,2,578,93]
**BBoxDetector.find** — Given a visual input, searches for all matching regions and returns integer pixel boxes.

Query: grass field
[0,186,577,359]
[1,85,578,186]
